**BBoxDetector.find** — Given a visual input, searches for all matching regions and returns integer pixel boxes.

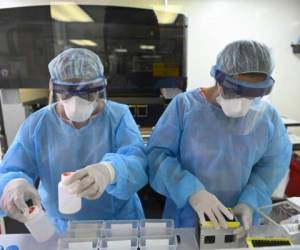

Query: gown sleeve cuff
[170,176,205,208]
[100,161,116,184]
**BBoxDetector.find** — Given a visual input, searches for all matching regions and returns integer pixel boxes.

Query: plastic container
[139,235,177,250]
[24,205,55,242]
[67,220,103,238]
[103,220,139,237]
[100,236,138,250]
[67,228,102,239]
[257,201,300,244]
[140,219,174,236]
[68,220,104,230]
[57,237,99,250]
[58,172,81,214]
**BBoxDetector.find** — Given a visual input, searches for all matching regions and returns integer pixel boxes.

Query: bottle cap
[61,172,74,182]
[26,205,43,221]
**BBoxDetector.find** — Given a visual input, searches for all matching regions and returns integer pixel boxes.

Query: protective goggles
[51,77,107,101]
[210,65,274,98]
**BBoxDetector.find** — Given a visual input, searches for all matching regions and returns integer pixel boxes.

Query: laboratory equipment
[67,220,103,238]
[139,235,177,250]
[57,237,99,250]
[195,209,241,249]
[62,219,180,249]
[24,205,55,242]
[68,220,104,230]
[67,228,102,239]
[201,209,240,229]
[257,200,300,244]
[103,220,139,237]
[246,237,293,248]
[140,219,174,236]
[100,236,138,250]
[58,172,82,214]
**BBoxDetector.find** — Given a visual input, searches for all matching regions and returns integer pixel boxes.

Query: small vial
[58,172,81,214]
[24,206,55,242]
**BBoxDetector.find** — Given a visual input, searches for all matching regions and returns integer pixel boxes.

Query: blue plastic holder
[6,245,19,250]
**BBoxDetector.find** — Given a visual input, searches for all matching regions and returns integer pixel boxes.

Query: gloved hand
[0,178,41,223]
[189,190,234,229]
[233,203,253,239]
[64,162,115,200]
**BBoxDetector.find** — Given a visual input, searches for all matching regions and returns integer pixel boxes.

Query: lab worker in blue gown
[0,48,148,232]
[147,40,292,233]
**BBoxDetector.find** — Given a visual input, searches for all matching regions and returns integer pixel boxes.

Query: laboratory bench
[1,226,300,250]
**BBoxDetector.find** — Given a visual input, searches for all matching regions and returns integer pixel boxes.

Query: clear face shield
[49,77,107,122]
[210,65,274,135]
[210,65,274,99]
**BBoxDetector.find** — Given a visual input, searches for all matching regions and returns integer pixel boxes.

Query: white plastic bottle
[58,172,82,214]
[24,205,55,242]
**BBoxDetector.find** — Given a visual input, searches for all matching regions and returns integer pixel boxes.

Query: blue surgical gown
[0,101,148,232]
[147,89,292,227]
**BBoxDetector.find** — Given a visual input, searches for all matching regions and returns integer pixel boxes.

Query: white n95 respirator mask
[61,96,97,122]
[216,95,253,118]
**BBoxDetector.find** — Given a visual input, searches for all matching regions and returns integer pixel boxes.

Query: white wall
[1,0,300,133]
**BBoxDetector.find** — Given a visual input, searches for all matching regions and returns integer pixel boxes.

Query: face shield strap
[52,84,106,95]
[51,77,107,94]
[214,69,227,85]
[211,66,274,98]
